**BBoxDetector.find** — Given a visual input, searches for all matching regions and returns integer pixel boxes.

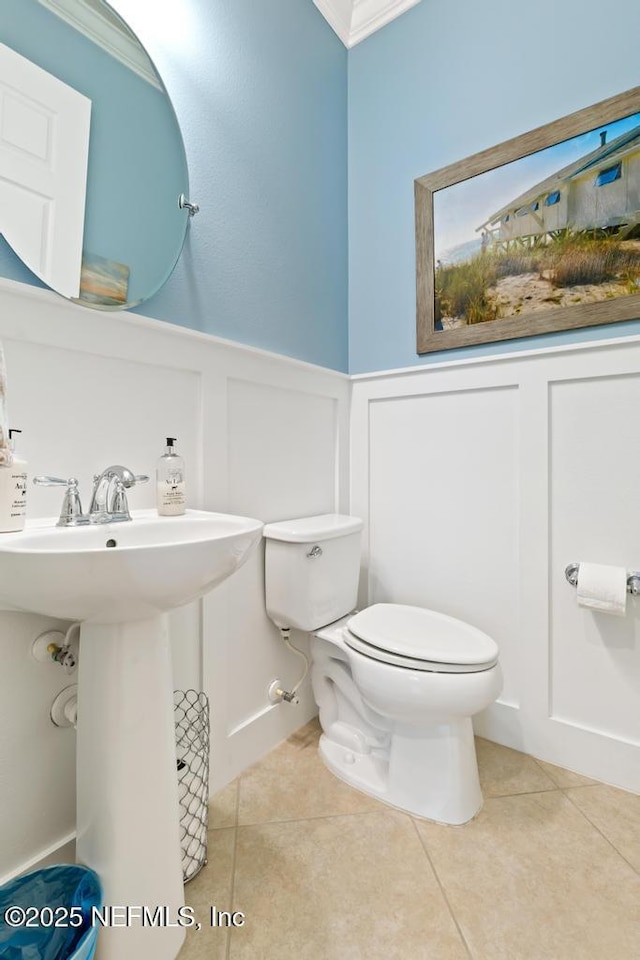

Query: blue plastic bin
[0,865,102,960]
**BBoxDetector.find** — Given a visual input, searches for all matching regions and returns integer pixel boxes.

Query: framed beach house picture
[415,87,640,353]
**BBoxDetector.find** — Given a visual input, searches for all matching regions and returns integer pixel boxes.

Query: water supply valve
[32,629,78,675]
[268,679,299,705]
[48,642,77,673]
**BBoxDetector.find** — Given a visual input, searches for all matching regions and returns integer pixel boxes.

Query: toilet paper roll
[576,562,627,616]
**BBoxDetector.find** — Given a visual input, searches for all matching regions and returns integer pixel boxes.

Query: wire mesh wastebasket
[174,690,210,883]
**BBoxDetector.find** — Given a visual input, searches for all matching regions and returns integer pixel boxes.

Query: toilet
[263,514,502,825]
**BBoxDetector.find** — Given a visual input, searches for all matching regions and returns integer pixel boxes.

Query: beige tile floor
[179,721,640,960]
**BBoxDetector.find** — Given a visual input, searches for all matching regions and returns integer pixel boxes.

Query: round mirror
[0,0,191,309]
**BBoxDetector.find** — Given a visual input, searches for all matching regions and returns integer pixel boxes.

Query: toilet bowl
[263,515,502,825]
[312,605,501,824]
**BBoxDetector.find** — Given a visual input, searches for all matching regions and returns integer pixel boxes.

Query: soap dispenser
[0,428,28,532]
[156,437,186,516]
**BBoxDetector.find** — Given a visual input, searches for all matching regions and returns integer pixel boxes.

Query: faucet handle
[111,479,131,520]
[33,477,87,527]
[92,471,149,487]
[33,476,72,487]
[111,473,148,520]
[110,474,148,519]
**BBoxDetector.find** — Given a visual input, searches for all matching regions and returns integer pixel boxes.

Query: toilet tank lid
[263,514,363,543]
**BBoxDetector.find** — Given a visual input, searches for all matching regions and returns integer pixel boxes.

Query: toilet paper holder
[564,562,640,596]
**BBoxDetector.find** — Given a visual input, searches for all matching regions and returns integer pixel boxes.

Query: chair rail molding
[313,0,422,47]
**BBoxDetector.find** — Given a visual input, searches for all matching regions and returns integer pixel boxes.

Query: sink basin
[0,507,263,960]
[0,508,263,622]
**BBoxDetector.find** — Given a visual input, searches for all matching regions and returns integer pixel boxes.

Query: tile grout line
[234,804,397,830]
[222,785,565,832]
[223,781,242,960]
[530,755,580,785]
[482,784,558,799]
[529,755,602,791]
[223,790,563,832]
[560,787,640,878]
[479,787,563,804]
[528,756,640,876]
[409,818,475,960]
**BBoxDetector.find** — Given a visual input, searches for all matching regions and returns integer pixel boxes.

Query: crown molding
[314,0,421,47]
[313,0,353,46]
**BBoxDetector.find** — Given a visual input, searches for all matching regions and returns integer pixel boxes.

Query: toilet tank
[263,514,363,630]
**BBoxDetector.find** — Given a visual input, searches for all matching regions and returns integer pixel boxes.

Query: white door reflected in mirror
[0,42,91,298]
[2,0,191,311]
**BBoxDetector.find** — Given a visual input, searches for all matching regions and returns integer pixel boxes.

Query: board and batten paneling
[206,377,345,784]
[368,386,520,710]
[550,374,640,747]
[352,336,640,792]
[0,278,349,882]
[226,378,338,523]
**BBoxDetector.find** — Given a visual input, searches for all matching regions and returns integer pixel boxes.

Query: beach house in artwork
[478,125,640,250]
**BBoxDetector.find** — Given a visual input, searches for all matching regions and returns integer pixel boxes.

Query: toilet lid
[345,604,499,671]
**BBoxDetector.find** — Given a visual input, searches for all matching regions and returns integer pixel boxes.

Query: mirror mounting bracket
[179,194,200,217]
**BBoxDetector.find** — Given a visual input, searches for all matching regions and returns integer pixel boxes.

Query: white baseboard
[0,832,77,887]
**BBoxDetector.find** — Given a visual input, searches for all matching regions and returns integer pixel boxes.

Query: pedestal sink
[0,509,263,960]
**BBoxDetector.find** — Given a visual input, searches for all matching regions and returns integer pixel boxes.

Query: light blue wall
[121,0,349,370]
[2,0,348,371]
[348,0,640,373]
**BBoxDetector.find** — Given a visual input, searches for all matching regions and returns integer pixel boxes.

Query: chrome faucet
[34,465,149,527]
[88,465,149,523]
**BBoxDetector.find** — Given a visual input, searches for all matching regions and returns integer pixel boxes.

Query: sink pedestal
[0,509,264,958]
[76,616,186,960]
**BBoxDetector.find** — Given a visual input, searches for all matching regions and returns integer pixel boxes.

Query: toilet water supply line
[274,628,310,704]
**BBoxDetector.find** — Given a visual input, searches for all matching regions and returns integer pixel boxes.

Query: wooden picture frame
[415,87,640,354]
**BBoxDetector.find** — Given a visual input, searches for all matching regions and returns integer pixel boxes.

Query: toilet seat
[344,603,499,674]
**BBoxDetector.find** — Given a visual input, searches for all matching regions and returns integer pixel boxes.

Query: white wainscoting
[0,279,349,882]
[351,336,640,793]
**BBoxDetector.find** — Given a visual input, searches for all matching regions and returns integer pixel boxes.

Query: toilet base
[318,716,483,825]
